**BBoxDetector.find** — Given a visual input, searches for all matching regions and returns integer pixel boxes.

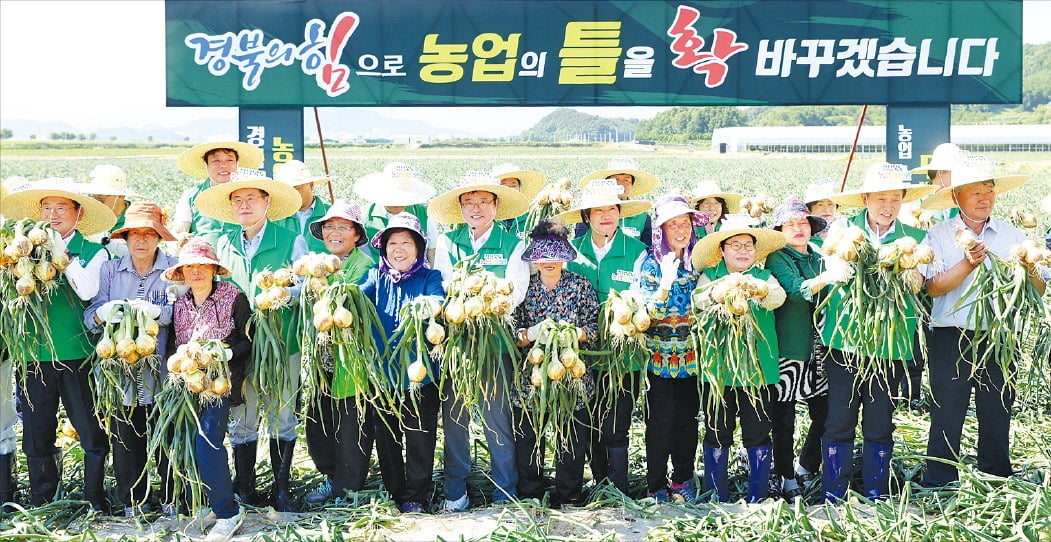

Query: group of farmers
[0,140,1046,542]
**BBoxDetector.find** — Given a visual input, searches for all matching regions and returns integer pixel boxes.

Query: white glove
[818,265,853,285]
[223,348,233,362]
[95,300,124,324]
[658,253,680,291]
[50,230,68,255]
[526,323,542,342]
[129,299,162,320]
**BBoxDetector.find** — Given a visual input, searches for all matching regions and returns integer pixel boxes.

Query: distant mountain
[519,108,639,142]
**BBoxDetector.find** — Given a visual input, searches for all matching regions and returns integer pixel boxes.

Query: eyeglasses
[41,204,76,216]
[231,195,266,207]
[724,241,756,252]
[460,199,495,210]
[322,224,356,233]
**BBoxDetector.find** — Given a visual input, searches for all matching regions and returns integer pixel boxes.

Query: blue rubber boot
[822,439,853,503]
[862,443,894,501]
[702,445,728,502]
[746,446,773,503]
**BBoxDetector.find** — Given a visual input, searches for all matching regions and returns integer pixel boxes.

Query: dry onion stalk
[522,177,574,235]
[434,257,518,414]
[816,226,931,382]
[690,272,773,410]
[520,319,588,455]
[89,302,161,427]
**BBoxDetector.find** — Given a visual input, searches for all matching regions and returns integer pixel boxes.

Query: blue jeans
[197,398,238,519]
[441,357,517,502]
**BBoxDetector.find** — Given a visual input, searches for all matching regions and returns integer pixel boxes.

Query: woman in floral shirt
[512,219,599,508]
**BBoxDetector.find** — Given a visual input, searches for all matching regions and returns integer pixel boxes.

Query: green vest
[620,214,647,240]
[362,203,430,243]
[502,214,530,241]
[766,245,823,361]
[445,223,520,278]
[38,232,107,361]
[332,249,374,285]
[188,180,234,242]
[696,220,722,240]
[273,198,330,254]
[820,212,925,360]
[701,262,779,386]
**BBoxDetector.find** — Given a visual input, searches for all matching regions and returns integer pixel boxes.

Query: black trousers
[305,387,375,495]
[823,350,902,446]
[513,401,590,506]
[111,403,175,508]
[589,371,640,467]
[703,386,772,449]
[925,327,1013,484]
[374,383,439,505]
[769,394,828,476]
[644,375,699,492]
[18,360,109,505]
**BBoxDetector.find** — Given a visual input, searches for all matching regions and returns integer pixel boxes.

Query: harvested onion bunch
[146,339,233,513]
[1007,207,1039,229]
[521,177,574,236]
[520,319,589,454]
[952,236,1050,390]
[595,290,650,409]
[292,252,347,418]
[816,226,931,382]
[434,257,519,412]
[90,302,161,427]
[740,194,776,219]
[689,273,772,409]
[0,218,74,387]
[246,265,295,417]
[316,281,389,416]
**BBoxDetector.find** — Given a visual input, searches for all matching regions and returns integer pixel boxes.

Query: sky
[1,0,1049,138]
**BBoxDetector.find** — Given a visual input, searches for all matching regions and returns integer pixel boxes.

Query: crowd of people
[0,141,1048,541]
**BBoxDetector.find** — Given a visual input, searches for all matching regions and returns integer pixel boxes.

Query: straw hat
[369,212,427,250]
[162,238,231,282]
[909,143,969,174]
[803,178,838,205]
[194,173,302,224]
[177,141,264,179]
[554,179,652,225]
[771,199,828,233]
[1,178,117,236]
[273,160,330,187]
[3,176,32,195]
[689,181,742,213]
[309,198,367,246]
[80,165,139,198]
[920,164,1029,210]
[580,158,660,197]
[111,202,176,241]
[691,214,786,269]
[829,163,938,208]
[491,163,547,200]
[428,171,530,224]
[353,162,437,207]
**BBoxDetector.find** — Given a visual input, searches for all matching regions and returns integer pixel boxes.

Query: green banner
[166,0,1022,107]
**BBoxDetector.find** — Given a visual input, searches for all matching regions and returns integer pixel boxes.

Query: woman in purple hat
[511,219,599,508]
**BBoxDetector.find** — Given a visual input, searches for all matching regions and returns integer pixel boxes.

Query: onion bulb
[426,321,446,345]
[407,360,428,383]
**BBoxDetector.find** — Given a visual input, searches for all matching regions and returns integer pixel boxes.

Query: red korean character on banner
[666,5,748,88]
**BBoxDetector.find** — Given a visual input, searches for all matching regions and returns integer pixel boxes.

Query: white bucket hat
[803,178,838,205]
[353,163,436,207]
[81,165,139,198]
[829,163,938,208]
[910,143,970,174]
[273,160,330,187]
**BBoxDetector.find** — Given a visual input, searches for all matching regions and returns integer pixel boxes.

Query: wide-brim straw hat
[689,180,742,213]
[162,238,231,282]
[81,164,139,198]
[369,212,427,250]
[580,158,659,198]
[273,159,330,187]
[111,202,176,241]
[491,163,546,200]
[2,178,117,236]
[691,214,786,269]
[909,143,969,174]
[554,179,652,225]
[177,141,264,179]
[803,178,839,205]
[921,165,1029,210]
[354,162,437,207]
[829,162,938,208]
[428,172,530,224]
[309,198,368,246]
[194,176,302,224]
[771,199,828,233]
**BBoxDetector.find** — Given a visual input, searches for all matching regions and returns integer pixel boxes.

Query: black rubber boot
[270,439,296,512]
[606,446,630,495]
[27,453,59,507]
[232,441,258,505]
[83,453,108,512]
[0,453,16,511]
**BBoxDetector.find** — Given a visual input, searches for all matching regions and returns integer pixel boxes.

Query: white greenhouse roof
[711,124,1051,151]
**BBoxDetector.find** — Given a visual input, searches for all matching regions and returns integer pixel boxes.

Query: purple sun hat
[771,198,828,233]
[370,212,427,250]
[521,218,577,263]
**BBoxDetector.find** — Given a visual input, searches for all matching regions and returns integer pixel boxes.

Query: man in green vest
[2,180,117,510]
[354,162,438,262]
[576,158,659,246]
[271,160,331,254]
[557,179,651,495]
[492,162,547,241]
[820,163,937,502]
[171,141,264,242]
[429,172,530,511]
[79,164,138,259]
[194,174,306,512]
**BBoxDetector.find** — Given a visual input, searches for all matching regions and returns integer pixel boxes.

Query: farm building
[711,124,1051,153]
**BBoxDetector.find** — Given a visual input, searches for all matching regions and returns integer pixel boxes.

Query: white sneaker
[442,494,469,512]
[204,512,243,542]
[161,503,178,519]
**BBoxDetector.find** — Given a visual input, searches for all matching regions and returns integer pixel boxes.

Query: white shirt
[590,231,616,266]
[433,223,529,309]
[62,230,108,301]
